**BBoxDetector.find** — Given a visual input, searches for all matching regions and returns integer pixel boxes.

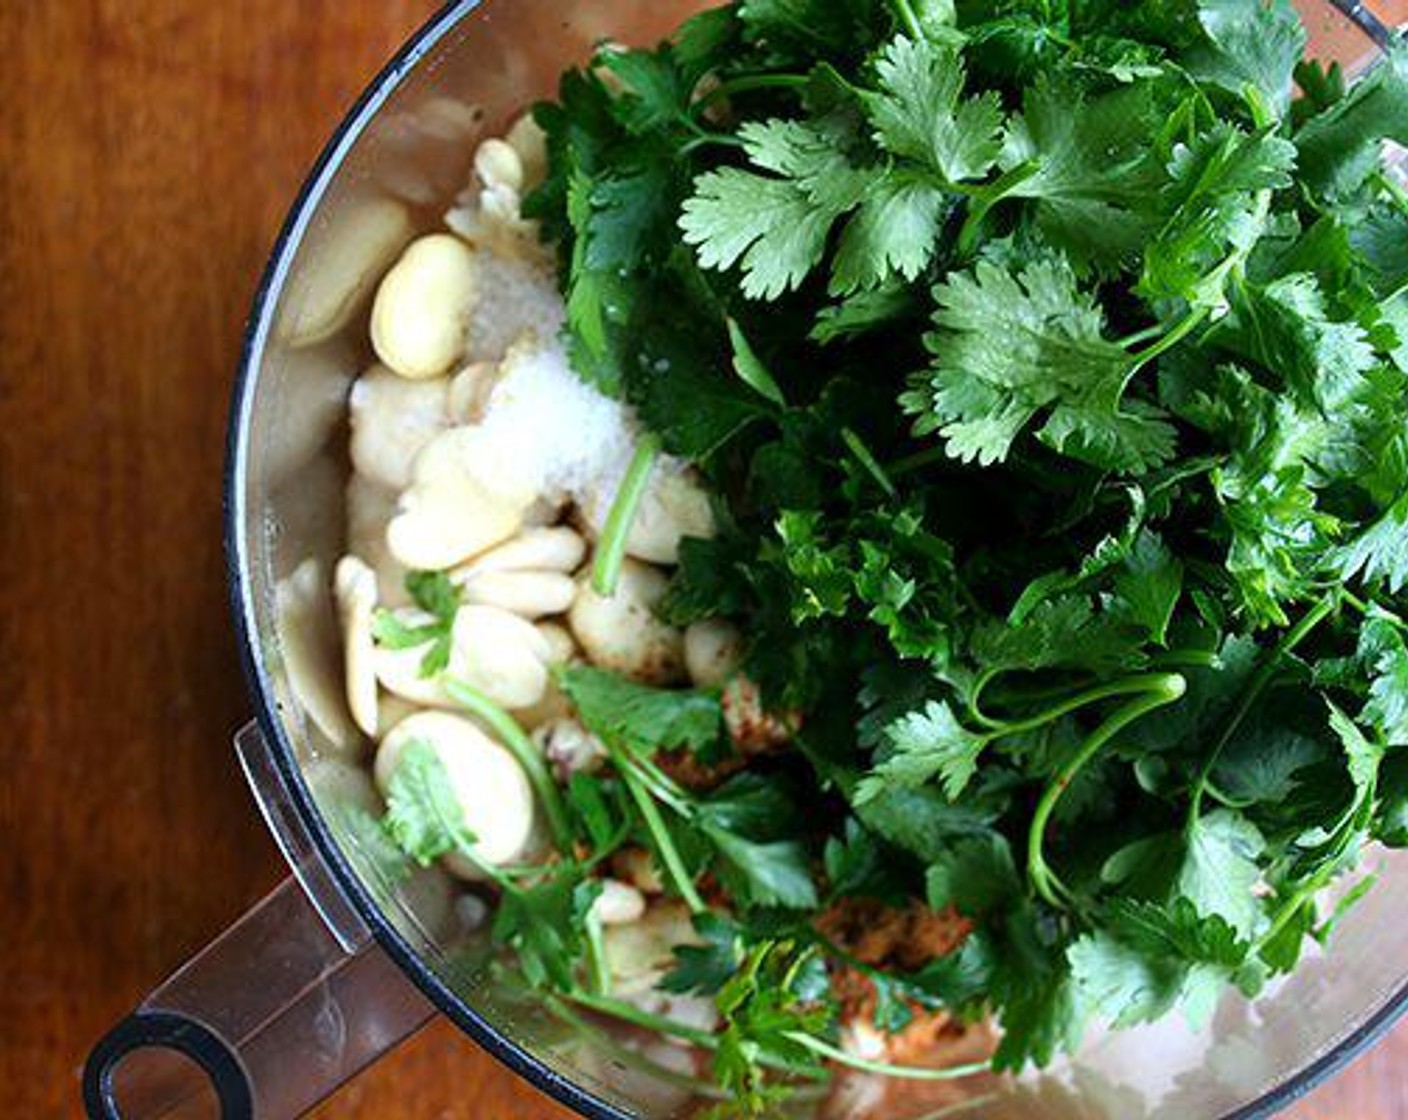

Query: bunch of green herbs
[371,0,1408,1110]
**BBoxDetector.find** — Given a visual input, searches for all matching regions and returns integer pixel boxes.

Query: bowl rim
[223,3,1408,1118]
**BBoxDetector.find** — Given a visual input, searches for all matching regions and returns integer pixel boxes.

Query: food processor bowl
[83,2,1408,1118]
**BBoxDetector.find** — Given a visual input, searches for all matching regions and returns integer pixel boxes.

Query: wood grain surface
[1,3,1405,1118]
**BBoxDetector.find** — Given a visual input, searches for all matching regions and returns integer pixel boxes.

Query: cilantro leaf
[558,664,726,757]
[863,36,1005,183]
[831,175,950,293]
[373,571,462,677]
[1357,609,1408,745]
[1337,492,1408,595]
[1296,49,1408,197]
[382,738,477,866]
[1189,0,1306,117]
[681,119,865,300]
[1178,809,1265,939]
[925,832,1021,918]
[1140,125,1296,306]
[1219,273,1376,411]
[857,700,986,802]
[998,79,1167,270]
[662,913,744,995]
[1112,531,1183,645]
[1070,898,1250,1030]
[493,870,602,992]
[906,256,1176,471]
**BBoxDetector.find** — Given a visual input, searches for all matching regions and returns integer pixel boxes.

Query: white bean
[279,197,412,347]
[373,604,550,712]
[581,458,715,565]
[458,570,576,619]
[569,558,684,684]
[684,618,743,689]
[505,113,548,192]
[446,361,499,425]
[510,623,578,730]
[348,364,449,490]
[334,555,380,737]
[590,879,648,926]
[274,559,358,752]
[602,901,701,995]
[452,605,550,709]
[375,711,541,877]
[532,717,607,780]
[454,527,587,577]
[535,621,578,666]
[475,138,525,193]
[387,427,538,571]
[371,234,479,380]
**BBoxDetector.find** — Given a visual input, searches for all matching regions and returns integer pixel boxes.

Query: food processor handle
[82,724,436,1119]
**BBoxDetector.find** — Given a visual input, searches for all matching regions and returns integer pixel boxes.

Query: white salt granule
[474,333,636,506]
[465,252,566,364]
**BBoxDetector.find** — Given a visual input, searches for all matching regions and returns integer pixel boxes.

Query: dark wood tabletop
[3,2,1408,1117]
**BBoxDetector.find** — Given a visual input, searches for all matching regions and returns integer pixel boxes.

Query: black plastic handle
[82,1010,254,1120]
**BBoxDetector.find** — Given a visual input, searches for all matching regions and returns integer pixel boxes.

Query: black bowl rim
[223,3,1408,1118]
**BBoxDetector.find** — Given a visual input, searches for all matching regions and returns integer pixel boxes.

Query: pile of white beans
[328,113,756,982]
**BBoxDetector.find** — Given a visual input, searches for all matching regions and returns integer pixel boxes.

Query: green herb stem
[563,992,835,1082]
[888,0,925,40]
[619,766,707,913]
[782,1031,993,1082]
[695,73,811,110]
[1373,168,1408,216]
[584,912,612,997]
[542,996,735,1100]
[841,427,898,498]
[445,679,574,852]
[1027,673,1188,909]
[592,434,662,598]
[568,990,719,1047]
[1188,594,1338,821]
[887,445,951,477]
[977,671,1187,741]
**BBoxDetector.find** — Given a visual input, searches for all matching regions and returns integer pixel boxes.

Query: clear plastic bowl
[84,3,1408,1119]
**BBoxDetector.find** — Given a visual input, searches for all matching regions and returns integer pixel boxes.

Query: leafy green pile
[375,0,1408,1109]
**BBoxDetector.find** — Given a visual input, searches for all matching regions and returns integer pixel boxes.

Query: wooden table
[2,3,1407,1117]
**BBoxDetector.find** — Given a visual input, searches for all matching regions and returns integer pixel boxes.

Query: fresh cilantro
[382,738,479,866]
[1189,0,1306,117]
[662,913,745,995]
[558,664,727,759]
[904,256,1177,472]
[863,36,1004,183]
[371,570,460,677]
[522,0,1408,1093]
[697,775,820,910]
[857,700,986,802]
[493,870,603,992]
